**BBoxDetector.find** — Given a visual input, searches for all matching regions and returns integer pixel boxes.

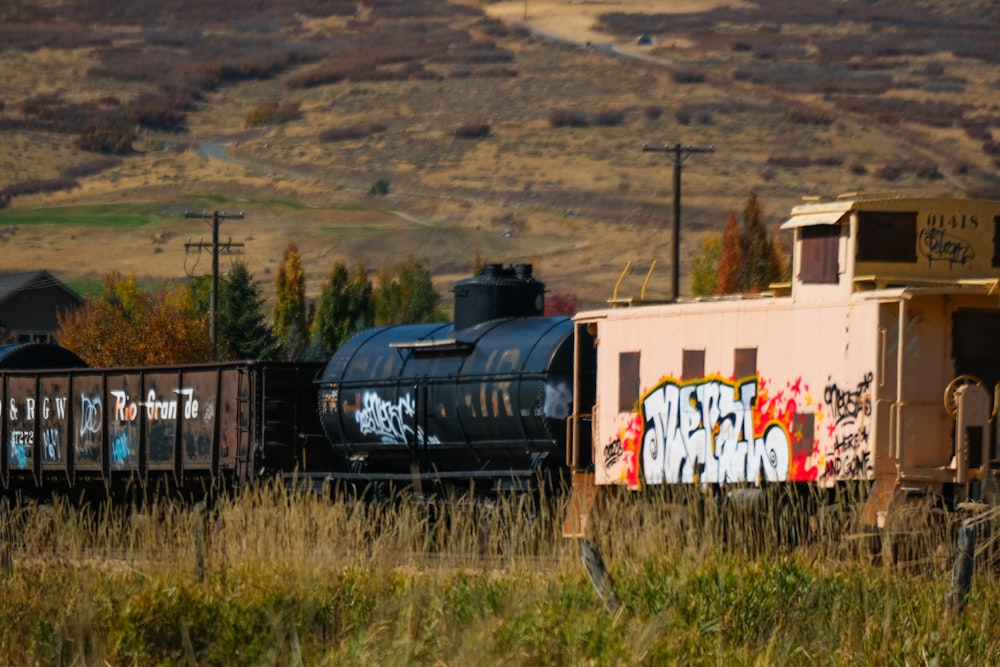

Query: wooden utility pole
[641,143,714,301]
[183,210,245,355]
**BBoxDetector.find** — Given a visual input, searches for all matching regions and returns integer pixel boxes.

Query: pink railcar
[564,195,1000,534]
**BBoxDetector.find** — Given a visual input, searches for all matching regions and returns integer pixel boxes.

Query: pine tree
[217,260,277,360]
[690,232,721,296]
[716,211,741,295]
[737,191,781,293]
[272,241,308,359]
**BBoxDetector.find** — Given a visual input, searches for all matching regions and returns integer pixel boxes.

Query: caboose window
[682,349,705,380]
[799,225,840,284]
[734,348,757,380]
[619,351,640,412]
[856,211,917,263]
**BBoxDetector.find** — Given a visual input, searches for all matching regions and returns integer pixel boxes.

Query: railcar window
[619,351,640,412]
[734,348,757,380]
[799,225,840,284]
[682,349,705,380]
[856,211,917,263]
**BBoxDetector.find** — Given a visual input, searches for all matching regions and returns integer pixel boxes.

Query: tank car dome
[451,263,545,331]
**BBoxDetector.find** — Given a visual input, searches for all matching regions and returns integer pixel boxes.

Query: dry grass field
[1,0,1000,307]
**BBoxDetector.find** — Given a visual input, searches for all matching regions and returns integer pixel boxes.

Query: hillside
[1,0,999,308]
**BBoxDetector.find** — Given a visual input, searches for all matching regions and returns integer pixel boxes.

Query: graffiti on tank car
[918,228,974,267]
[544,381,573,420]
[356,391,441,445]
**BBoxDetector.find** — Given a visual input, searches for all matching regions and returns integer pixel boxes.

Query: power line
[183,210,245,356]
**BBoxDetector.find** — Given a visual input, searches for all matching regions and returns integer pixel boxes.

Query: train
[2,194,1000,539]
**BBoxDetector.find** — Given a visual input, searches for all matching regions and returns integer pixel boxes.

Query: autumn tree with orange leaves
[56,272,212,366]
[273,241,308,360]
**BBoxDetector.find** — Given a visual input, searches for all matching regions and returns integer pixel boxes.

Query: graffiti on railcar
[602,374,815,489]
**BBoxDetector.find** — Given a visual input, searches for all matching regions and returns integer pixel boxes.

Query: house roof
[0,270,82,306]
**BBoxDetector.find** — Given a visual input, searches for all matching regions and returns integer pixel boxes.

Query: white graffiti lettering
[544,381,573,420]
[640,377,790,485]
[355,391,441,445]
[79,394,102,436]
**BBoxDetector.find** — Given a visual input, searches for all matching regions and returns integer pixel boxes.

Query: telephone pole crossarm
[182,210,246,355]
[641,143,714,302]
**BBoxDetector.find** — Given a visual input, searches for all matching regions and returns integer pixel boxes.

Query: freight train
[2,195,1000,538]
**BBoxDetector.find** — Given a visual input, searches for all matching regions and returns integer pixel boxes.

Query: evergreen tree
[273,241,308,359]
[217,260,278,360]
[716,211,741,295]
[373,256,442,325]
[307,262,374,358]
[690,232,721,297]
[737,191,781,293]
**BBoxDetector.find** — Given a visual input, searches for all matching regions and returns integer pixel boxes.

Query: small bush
[548,108,588,128]
[369,179,390,195]
[767,156,811,168]
[318,125,368,142]
[675,108,691,125]
[812,156,844,167]
[672,69,706,84]
[643,105,663,120]
[848,161,868,175]
[454,123,491,139]
[878,164,903,181]
[245,99,302,127]
[592,109,624,126]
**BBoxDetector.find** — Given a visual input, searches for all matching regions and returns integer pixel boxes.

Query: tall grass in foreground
[1,480,999,665]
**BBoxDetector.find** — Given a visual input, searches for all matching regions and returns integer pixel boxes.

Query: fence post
[947,522,976,619]
[194,501,207,583]
[581,539,621,612]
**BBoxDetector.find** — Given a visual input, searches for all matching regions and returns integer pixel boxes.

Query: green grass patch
[0,205,158,228]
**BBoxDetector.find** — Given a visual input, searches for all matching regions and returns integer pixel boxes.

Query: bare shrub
[592,109,624,126]
[548,108,588,128]
[675,108,691,125]
[454,123,491,139]
[0,177,79,198]
[848,161,868,175]
[813,156,844,167]
[785,107,834,126]
[643,105,663,120]
[59,157,122,179]
[74,119,135,154]
[767,156,812,168]
[672,69,706,84]
[318,125,369,142]
[878,164,903,181]
[246,100,302,127]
